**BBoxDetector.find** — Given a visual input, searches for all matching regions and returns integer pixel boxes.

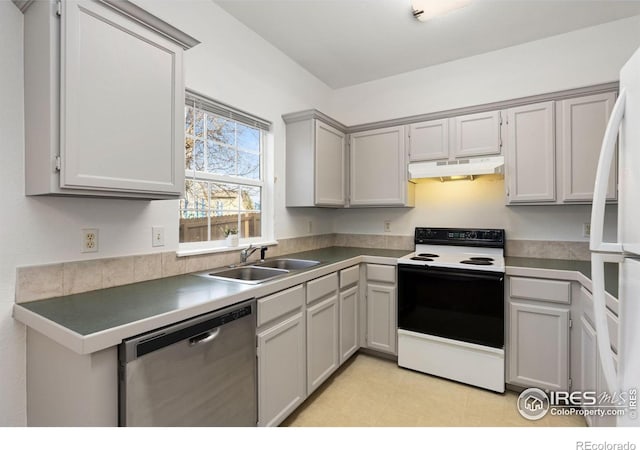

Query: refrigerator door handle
[590,89,626,253]
[591,253,622,394]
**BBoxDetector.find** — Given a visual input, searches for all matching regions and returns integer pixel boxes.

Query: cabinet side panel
[27,329,117,426]
[24,1,59,195]
[285,120,315,206]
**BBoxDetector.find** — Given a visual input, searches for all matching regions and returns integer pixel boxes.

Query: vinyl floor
[282,353,586,427]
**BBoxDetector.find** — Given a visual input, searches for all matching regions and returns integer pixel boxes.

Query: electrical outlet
[308,220,313,234]
[81,228,99,253]
[152,226,165,247]
[384,221,391,233]
[583,222,591,238]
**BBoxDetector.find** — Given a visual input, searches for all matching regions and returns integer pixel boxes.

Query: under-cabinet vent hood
[408,156,504,181]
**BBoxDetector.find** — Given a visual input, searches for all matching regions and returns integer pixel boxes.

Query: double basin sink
[195,258,321,284]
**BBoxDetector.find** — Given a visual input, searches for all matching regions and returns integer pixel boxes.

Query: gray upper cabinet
[349,126,414,207]
[505,92,616,205]
[557,92,617,202]
[315,121,347,206]
[408,119,449,161]
[23,0,198,199]
[505,102,556,204]
[451,110,502,158]
[283,112,347,207]
[408,111,501,162]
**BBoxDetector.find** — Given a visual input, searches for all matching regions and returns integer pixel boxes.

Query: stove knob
[467,231,477,239]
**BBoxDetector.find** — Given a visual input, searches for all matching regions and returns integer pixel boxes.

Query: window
[180,90,271,251]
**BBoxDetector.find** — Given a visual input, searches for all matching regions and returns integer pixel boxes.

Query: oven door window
[397,264,504,348]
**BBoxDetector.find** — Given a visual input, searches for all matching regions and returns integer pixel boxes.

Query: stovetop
[398,227,505,273]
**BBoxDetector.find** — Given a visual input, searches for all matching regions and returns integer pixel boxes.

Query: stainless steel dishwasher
[118,299,257,426]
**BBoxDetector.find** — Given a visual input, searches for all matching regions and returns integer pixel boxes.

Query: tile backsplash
[14,234,589,303]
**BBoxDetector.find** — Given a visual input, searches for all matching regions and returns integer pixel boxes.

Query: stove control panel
[415,227,505,248]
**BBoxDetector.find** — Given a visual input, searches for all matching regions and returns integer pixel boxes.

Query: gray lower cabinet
[257,286,306,427]
[506,276,571,391]
[578,286,620,427]
[339,265,360,364]
[306,273,340,394]
[365,264,397,355]
[339,285,359,364]
[307,296,340,394]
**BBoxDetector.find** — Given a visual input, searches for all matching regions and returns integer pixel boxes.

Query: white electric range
[396,227,506,393]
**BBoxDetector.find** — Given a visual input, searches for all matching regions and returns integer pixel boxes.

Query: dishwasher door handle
[189,327,221,347]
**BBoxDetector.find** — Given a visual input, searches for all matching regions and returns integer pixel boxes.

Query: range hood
[408,156,504,181]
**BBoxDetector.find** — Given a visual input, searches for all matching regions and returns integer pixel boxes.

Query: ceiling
[214,0,640,88]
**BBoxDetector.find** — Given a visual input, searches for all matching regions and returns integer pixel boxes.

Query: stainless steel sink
[200,266,289,284]
[256,258,321,270]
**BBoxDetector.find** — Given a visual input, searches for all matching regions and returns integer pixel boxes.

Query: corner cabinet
[349,126,414,207]
[283,111,347,207]
[23,0,199,199]
[284,111,414,208]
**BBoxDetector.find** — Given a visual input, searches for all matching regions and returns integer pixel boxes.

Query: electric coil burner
[397,227,506,393]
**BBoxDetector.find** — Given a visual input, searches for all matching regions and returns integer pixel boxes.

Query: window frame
[177,92,275,257]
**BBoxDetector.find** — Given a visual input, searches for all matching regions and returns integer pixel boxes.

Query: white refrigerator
[590,44,640,427]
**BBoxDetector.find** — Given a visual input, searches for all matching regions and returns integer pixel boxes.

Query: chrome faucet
[240,244,259,263]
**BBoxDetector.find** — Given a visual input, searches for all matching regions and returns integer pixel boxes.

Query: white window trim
[178,100,275,257]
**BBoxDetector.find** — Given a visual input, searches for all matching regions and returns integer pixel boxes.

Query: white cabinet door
[306,295,339,394]
[408,119,449,161]
[257,312,306,427]
[349,126,407,206]
[451,110,502,158]
[507,301,570,391]
[339,285,359,364]
[558,92,617,202]
[506,102,556,203]
[366,283,397,355]
[315,120,346,206]
[60,0,184,195]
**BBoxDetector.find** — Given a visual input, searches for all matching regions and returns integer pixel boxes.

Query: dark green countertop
[505,257,619,298]
[20,274,256,336]
[18,247,409,339]
[19,246,617,353]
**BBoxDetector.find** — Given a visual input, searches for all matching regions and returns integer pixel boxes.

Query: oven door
[397,264,504,348]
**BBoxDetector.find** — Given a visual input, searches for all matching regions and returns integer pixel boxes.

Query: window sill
[176,240,279,258]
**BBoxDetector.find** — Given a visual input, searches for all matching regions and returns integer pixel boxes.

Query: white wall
[330,16,640,241]
[334,176,618,242]
[131,0,336,240]
[0,0,332,426]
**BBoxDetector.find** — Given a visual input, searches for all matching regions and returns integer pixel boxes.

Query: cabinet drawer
[509,277,571,304]
[340,265,359,289]
[258,285,304,327]
[581,287,619,354]
[307,273,338,304]
[366,264,395,284]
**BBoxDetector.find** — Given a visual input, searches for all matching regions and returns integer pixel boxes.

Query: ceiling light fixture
[411,0,473,22]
